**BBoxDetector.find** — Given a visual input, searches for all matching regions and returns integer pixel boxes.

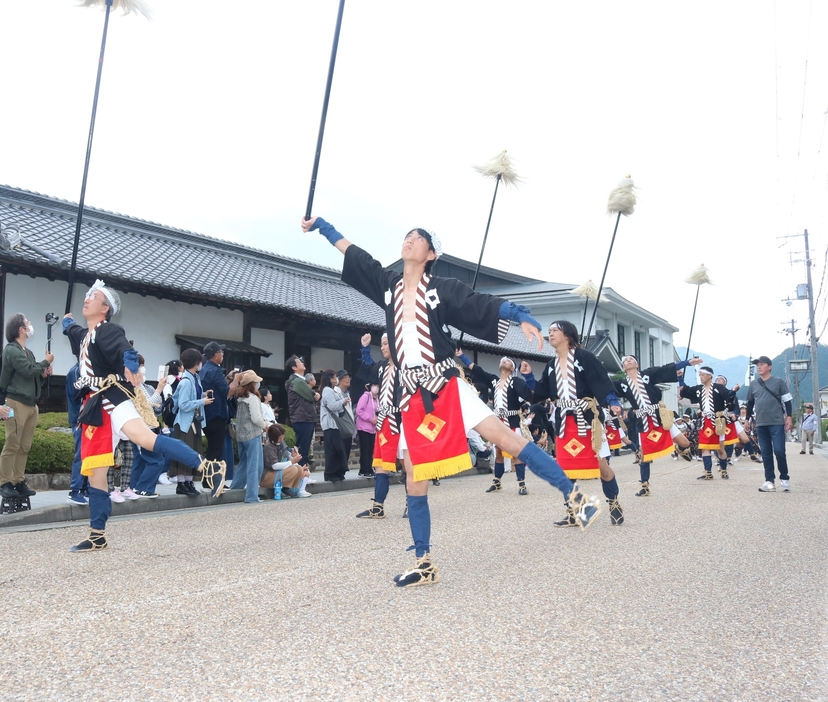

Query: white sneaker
[297,490,312,498]
[306,477,317,484]
[110,489,126,503]
[121,487,141,500]
[158,474,173,485]
[758,481,776,492]
[780,479,790,492]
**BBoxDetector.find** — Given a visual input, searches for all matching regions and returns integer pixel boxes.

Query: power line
[787,0,814,235]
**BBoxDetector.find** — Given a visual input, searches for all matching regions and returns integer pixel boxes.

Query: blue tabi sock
[702,455,713,472]
[515,462,525,481]
[153,433,202,470]
[517,441,573,498]
[601,476,619,500]
[406,495,431,558]
[374,473,390,504]
[494,462,505,479]
[640,461,651,482]
[88,487,111,531]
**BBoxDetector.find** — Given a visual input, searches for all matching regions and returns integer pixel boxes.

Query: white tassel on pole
[570,280,607,302]
[79,0,153,19]
[685,264,713,286]
[473,150,523,187]
[606,175,637,216]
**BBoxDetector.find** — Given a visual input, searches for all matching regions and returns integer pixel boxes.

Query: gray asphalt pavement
[0,446,825,701]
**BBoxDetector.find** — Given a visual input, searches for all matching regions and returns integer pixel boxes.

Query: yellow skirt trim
[81,453,115,476]
[642,446,675,463]
[372,457,398,473]
[412,452,472,482]
[563,468,601,480]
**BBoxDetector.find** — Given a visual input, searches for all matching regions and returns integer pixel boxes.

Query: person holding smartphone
[0,313,54,499]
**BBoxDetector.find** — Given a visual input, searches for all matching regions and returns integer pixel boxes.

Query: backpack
[161,377,182,428]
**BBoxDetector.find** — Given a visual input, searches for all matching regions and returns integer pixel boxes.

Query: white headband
[549,322,562,332]
[85,279,119,315]
[499,356,515,369]
[421,228,442,258]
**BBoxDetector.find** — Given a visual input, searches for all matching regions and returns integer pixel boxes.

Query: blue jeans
[69,425,88,494]
[230,437,263,502]
[292,422,315,465]
[223,432,236,482]
[131,445,166,494]
[756,424,789,483]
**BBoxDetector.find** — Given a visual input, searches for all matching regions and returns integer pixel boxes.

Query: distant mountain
[677,344,828,405]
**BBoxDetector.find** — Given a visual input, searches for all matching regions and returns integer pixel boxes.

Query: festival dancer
[715,374,747,465]
[63,280,226,552]
[302,216,602,587]
[528,320,625,526]
[614,354,702,496]
[456,351,533,495]
[679,366,750,480]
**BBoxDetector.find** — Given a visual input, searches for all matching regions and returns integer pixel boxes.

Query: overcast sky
[2,0,827,360]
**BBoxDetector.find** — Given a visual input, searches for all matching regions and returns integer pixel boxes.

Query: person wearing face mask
[0,313,54,500]
[355,379,380,477]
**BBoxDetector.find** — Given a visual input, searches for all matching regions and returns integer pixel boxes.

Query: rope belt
[555,397,591,437]
[399,357,456,413]
[375,405,402,434]
[496,408,521,419]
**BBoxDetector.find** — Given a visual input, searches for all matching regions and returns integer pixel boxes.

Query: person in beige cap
[229,370,266,503]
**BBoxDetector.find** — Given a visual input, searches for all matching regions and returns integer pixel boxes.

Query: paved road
[0,447,825,701]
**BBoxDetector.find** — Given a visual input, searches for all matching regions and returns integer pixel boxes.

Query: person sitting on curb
[261,424,311,498]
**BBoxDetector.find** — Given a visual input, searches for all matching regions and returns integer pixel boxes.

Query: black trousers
[357,430,375,474]
[323,428,348,481]
[204,416,227,460]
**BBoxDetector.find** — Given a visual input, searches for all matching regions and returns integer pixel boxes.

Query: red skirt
[372,416,400,473]
[698,417,724,451]
[723,419,741,446]
[605,423,622,451]
[555,415,600,480]
[80,410,115,476]
[639,422,675,462]
[402,377,473,482]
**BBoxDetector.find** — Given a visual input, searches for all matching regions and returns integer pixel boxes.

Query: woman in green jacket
[0,313,54,498]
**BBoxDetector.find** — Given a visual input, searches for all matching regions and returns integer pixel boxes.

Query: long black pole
[684,285,701,361]
[459,174,501,346]
[584,211,622,342]
[65,0,113,315]
[305,0,346,220]
[579,297,590,341]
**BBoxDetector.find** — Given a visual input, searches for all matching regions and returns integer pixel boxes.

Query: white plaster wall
[311,347,344,373]
[4,275,243,375]
[251,328,285,369]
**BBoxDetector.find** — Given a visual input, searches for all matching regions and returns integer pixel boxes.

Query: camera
[45,312,59,325]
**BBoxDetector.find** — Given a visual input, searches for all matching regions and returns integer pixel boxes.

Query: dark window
[649,337,656,366]
[634,331,641,362]
[617,324,626,355]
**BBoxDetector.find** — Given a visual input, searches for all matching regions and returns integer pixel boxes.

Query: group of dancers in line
[64,214,749,588]
[302,214,756,587]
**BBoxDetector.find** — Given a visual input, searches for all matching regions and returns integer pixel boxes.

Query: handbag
[333,408,356,439]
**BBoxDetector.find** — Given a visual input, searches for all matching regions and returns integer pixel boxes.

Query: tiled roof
[0,185,553,360]
[0,184,383,328]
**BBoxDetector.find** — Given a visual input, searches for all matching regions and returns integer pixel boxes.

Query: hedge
[0,413,75,473]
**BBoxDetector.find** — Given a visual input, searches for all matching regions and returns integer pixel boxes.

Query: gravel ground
[0,449,825,701]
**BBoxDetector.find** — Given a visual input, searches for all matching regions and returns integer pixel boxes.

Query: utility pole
[782,319,801,418]
[804,229,822,444]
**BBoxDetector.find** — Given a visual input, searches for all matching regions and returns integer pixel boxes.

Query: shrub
[0,423,75,473]
[284,425,296,448]
[37,412,70,430]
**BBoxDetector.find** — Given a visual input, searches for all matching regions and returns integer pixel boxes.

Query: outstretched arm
[302,216,351,255]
